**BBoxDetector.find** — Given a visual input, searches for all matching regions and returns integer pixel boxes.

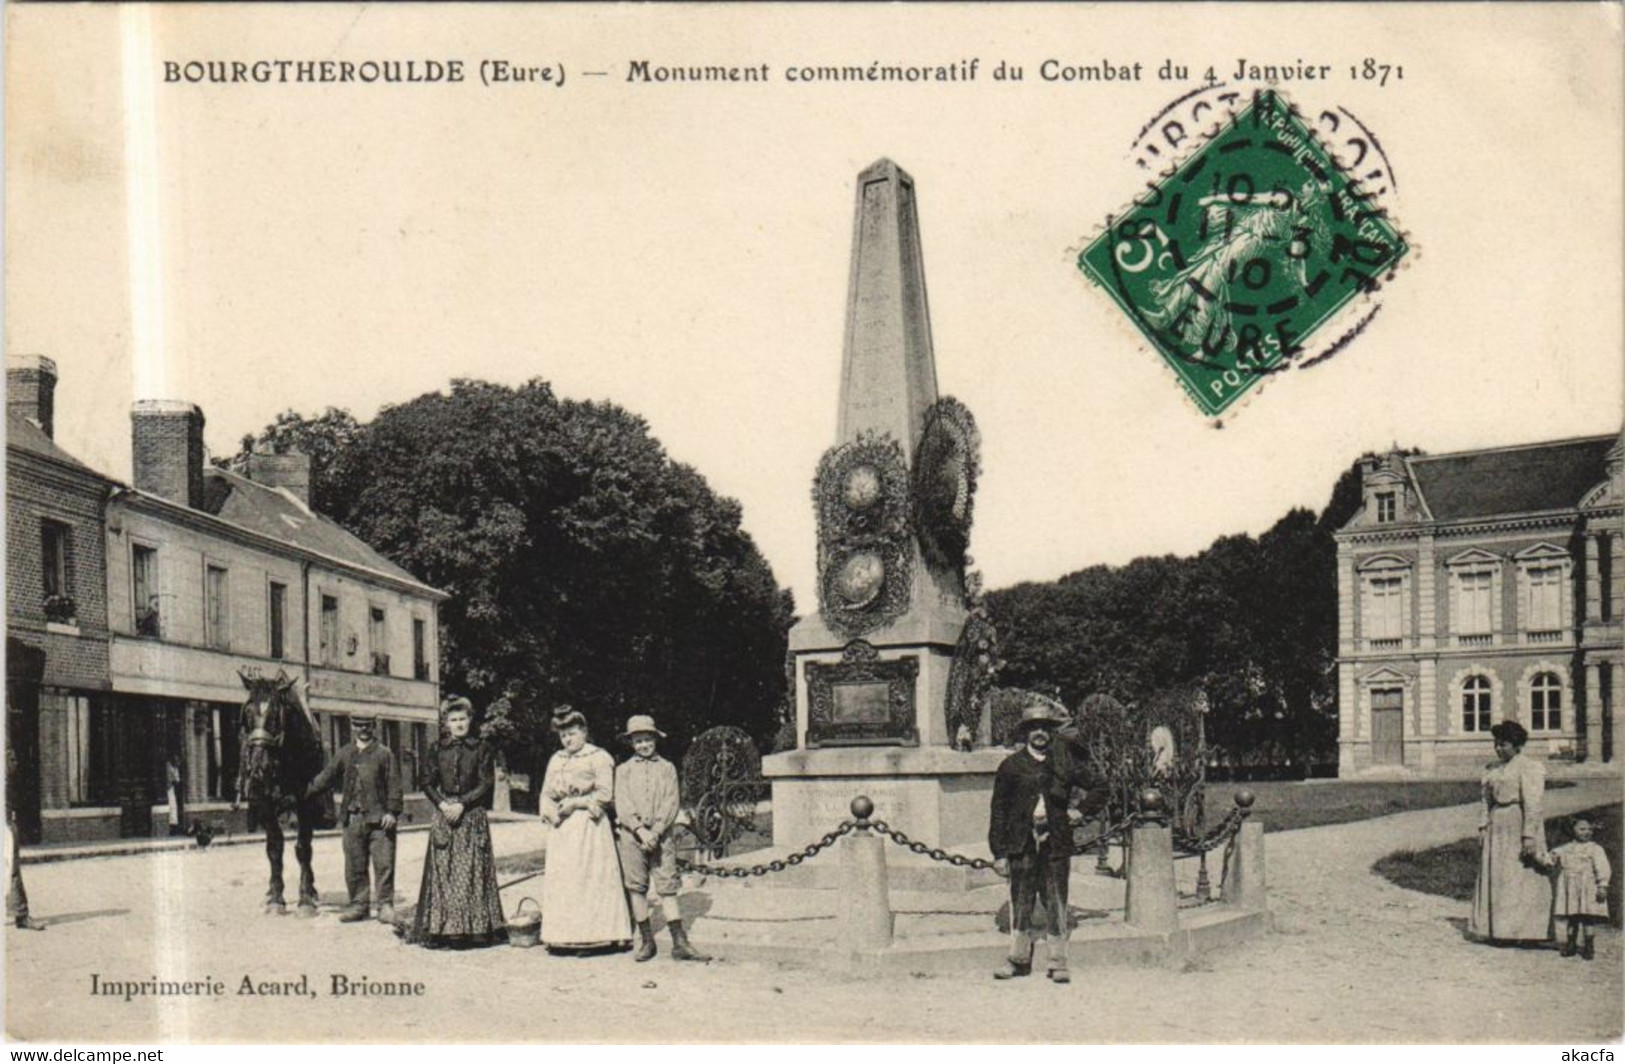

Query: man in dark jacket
[989,697,1085,983]
[306,715,403,924]
[5,743,44,931]
[6,810,44,931]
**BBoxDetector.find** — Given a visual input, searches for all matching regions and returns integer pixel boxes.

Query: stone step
[673,883,1268,973]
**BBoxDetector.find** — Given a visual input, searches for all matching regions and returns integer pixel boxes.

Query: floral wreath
[812,430,913,637]
[913,397,980,576]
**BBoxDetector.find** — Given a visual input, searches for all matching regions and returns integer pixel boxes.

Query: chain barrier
[1172,807,1247,857]
[871,811,1142,874]
[675,802,1246,885]
[869,820,1003,872]
[1063,813,1139,858]
[677,820,855,878]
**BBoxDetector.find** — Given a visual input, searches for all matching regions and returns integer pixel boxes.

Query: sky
[7,4,1622,612]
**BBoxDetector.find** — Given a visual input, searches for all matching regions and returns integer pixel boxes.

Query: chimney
[7,354,58,438]
[245,451,312,507]
[131,400,206,508]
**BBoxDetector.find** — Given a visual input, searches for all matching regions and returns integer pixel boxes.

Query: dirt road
[6,779,1619,1043]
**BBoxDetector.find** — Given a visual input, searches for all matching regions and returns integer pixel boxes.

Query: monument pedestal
[760,747,1003,890]
[766,603,998,870]
[764,746,1003,850]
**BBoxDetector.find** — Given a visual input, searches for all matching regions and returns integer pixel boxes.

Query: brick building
[1335,432,1624,777]
[6,355,116,843]
[6,357,450,841]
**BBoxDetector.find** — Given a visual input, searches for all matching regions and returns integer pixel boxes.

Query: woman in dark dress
[407,696,507,948]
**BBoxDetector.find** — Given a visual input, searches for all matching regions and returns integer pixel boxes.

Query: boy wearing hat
[989,697,1082,984]
[305,714,402,924]
[615,715,709,962]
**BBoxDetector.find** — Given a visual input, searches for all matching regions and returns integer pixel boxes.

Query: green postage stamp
[1078,89,1409,419]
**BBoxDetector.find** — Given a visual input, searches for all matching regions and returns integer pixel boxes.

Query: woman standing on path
[1470,719,1554,944]
[539,708,632,952]
[406,696,507,949]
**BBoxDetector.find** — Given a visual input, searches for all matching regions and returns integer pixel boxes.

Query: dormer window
[1359,465,1407,526]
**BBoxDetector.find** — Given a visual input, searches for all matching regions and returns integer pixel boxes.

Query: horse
[235,668,328,916]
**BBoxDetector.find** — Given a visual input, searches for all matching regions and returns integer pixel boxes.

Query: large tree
[986,456,1388,775]
[236,379,794,761]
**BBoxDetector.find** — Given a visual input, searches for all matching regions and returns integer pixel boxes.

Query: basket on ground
[506,897,542,948]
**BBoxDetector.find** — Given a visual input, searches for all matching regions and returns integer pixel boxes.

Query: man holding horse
[306,714,404,924]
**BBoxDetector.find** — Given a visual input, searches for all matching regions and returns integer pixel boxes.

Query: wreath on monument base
[913,397,980,577]
[944,597,1000,749]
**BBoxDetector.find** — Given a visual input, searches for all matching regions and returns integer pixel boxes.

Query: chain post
[1124,786,1179,933]
[1223,790,1267,911]
[1136,785,1171,827]
[850,794,875,834]
[838,794,893,953]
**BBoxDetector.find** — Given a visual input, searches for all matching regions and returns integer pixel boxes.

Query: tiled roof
[1408,434,1617,521]
[5,411,109,479]
[200,466,433,592]
[8,411,438,594]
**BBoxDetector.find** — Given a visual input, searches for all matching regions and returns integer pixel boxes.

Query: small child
[1550,816,1611,960]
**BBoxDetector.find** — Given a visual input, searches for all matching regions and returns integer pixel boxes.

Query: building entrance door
[1371,688,1404,766]
[115,704,159,837]
[5,639,45,843]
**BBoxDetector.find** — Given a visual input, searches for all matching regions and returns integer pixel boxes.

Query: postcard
[4,1,1622,1047]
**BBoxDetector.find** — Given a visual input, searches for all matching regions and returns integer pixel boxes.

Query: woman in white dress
[539,708,631,952]
[1469,719,1554,944]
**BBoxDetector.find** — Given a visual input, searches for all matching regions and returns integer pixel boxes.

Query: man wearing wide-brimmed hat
[989,696,1081,984]
[614,715,709,963]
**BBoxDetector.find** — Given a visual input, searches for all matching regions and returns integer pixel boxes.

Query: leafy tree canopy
[987,455,1388,773]
[232,380,794,760]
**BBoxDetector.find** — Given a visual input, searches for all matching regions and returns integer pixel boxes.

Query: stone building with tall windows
[100,400,449,839]
[1335,431,1623,777]
[6,354,449,841]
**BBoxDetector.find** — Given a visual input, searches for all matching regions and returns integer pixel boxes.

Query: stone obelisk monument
[763,160,1003,867]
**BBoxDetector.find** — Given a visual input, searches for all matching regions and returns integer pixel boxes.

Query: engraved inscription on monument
[833,680,890,723]
[804,641,919,746]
